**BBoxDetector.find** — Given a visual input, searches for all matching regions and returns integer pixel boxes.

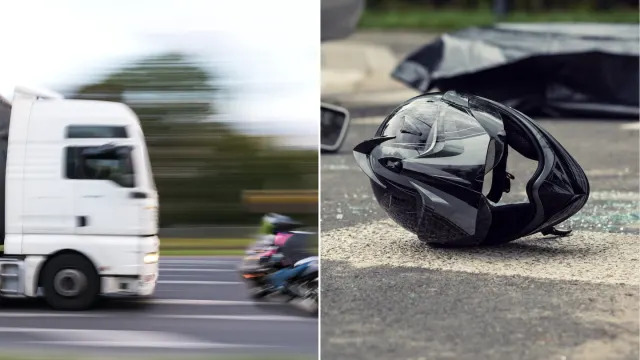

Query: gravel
[321,219,640,285]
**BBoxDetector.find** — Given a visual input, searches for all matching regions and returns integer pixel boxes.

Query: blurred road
[321,112,639,360]
[0,257,317,358]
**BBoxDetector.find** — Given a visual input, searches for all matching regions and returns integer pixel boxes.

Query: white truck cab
[0,86,159,310]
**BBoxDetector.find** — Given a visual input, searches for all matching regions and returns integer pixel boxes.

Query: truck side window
[65,146,135,188]
[65,126,128,138]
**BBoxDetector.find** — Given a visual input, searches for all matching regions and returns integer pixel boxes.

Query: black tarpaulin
[392,23,640,118]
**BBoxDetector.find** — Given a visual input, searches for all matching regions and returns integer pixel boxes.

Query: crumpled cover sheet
[393,23,639,118]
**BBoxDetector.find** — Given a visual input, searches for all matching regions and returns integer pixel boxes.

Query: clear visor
[375,97,504,171]
[378,98,488,155]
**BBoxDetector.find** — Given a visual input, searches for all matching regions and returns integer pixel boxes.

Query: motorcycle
[239,214,318,315]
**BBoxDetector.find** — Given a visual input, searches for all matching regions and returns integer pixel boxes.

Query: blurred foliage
[366,0,638,11]
[73,52,317,226]
[360,7,638,30]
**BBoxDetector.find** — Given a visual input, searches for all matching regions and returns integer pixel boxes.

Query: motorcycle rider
[262,230,316,294]
[252,213,316,294]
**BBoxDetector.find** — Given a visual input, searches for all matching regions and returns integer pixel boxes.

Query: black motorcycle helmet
[353,91,589,246]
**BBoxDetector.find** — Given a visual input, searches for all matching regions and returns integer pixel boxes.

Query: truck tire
[41,254,100,310]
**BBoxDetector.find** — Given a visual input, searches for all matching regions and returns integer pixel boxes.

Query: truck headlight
[144,252,159,264]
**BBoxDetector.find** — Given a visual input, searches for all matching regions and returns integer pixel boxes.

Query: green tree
[72,52,317,226]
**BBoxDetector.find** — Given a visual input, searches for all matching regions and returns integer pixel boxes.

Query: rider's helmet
[259,213,304,235]
[353,91,589,246]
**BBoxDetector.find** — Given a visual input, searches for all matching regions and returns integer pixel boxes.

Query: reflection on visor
[378,99,487,159]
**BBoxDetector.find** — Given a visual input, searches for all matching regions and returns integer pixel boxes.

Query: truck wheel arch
[36,249,100,288]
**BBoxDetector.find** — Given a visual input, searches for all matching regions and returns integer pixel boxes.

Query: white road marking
[322,164,351,171]
[0,312,106,318]
[152,314,315,322]
[26,341,266,349]
[159,265,237,270]
[620,122,639,131]
[352,116,384,125]
[0,328,273,349]
[138,299,278,306]
[158,280,242,285]
[322,219,640,285]
[0,312,310,322]
[159,260,237,265]
[159,268,235,272]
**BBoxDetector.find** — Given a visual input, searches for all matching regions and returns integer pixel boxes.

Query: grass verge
[160,237,318,256]
[360,8,639,31]
[159,238,251,256]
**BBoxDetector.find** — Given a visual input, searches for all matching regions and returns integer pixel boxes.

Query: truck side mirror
[321,103,350,153]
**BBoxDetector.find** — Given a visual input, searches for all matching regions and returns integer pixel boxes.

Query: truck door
[67,144,143,236]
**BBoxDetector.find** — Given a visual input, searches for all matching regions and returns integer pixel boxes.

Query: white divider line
[352,116,384,125]
[0,328,278,349]
[151,314,315,322]
[24,340,269,349]
[158,280,242,285]
[158,264,238,267]
[620,122,639,131]
[137,299,279,306]
[0,312,107,318]
[159,268,235,272]
[159,260,238,265]
[0,313,313,322]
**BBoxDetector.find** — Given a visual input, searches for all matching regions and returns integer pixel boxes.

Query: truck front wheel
[42,254,100,310]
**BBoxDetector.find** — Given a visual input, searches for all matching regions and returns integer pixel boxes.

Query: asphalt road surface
[0,256,317,359]
[321,114,639,360]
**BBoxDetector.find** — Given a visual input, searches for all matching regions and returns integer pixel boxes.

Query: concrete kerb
[322,40,415,103]
[321,40,422,109]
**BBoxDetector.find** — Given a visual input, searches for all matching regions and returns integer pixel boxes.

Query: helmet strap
[487,145,513,203]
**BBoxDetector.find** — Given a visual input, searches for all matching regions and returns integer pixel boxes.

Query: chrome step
[0,261,24,295]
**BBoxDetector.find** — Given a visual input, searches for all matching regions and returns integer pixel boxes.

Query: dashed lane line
[0,328,277,349]
[137,298,279,306]
[159,268,235,272]
[0,312,312,321]
[158,280,242,285]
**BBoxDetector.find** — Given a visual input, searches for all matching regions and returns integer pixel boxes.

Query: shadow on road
[320,259,639,360]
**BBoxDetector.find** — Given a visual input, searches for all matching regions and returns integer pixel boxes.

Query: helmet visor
[375,97,490,161]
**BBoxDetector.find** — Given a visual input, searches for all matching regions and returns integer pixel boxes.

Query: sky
[0,0,320,148]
